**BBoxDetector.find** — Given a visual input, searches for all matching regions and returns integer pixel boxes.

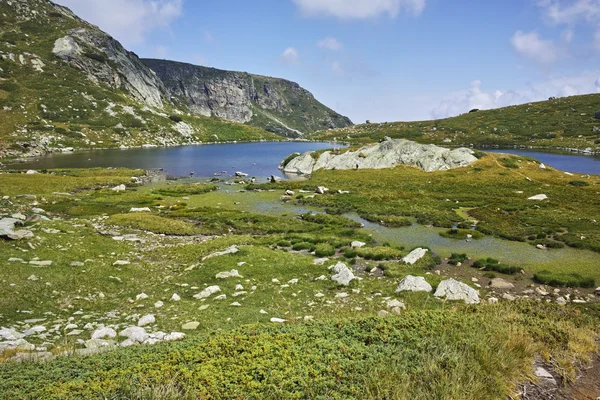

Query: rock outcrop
[281,138,479,174]
[142,59,353,137]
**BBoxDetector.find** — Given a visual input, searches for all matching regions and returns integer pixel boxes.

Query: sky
[54,0,600,123]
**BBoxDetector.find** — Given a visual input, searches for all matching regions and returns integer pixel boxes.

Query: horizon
[54,0,600,124]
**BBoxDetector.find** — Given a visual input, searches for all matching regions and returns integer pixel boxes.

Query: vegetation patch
[448,253,469,265]
[151,184,218,197]
[440,228,485,240]
[107,213,197,235]
[472,258,521,275]
[533,270,596,288]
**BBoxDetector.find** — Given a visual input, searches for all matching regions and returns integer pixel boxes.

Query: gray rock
[0,218,33,240]
[282,139,478,174]
[351,241,366,248]
[329,262,357,286]
[181,321,200,330]
[395,275,433,293]
[402,248,428,265]
[202,245,239,261]
[137,314,155,327]
[119,326,148,343]
[489,278,514,289]
[434,279,480,304]
[91,327,117,340]
[215,269,242,279]
[193,285,221,299]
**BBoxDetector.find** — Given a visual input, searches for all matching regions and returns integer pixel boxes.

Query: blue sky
[55,0,600,123]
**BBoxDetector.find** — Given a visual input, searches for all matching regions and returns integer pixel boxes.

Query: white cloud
[430,71,600,119]
[510,30,561,65]
[54,0,183,47]
[317,36,343,50]
[280,47,299,66]
[538,0,600,25]
[331,61,344,75]
[292,0,426,19]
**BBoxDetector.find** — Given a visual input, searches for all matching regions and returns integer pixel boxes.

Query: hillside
[310,94,600,153]
[142,59,353,138]
[0,0,350,159]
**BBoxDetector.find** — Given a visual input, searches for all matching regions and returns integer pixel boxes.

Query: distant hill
[0,0,351,159]
[309,94,600,153]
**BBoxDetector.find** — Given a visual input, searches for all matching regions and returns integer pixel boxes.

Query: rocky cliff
[142,59,353,137]
[0,0,351,158]
[281,138,479,174]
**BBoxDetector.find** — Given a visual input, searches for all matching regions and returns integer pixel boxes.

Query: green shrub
[315,243,336,257]
[277,240,291,248]
[569,180,589,187]
[355,246,403,261]
[448,253,468,265]
[169,115,183,123]
[533,271,595,288]
[292,242,315,251]
[0,81,19,92]
[281,153,300,167]
[84,51,108,63]
[440,228,484,240]
[152,184,218,197]
[472,258,521,275]
[343,248,358,258]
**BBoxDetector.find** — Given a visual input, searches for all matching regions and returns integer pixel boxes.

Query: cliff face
[0,0,352,158]
[142,59,353,137]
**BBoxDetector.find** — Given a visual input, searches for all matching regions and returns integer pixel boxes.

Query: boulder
[351,241,366,248]
[91,327,117,340]
[395,275,433,293]
[111,184,126,191]
[181,321,200,330]
[281,139,478,175]
[528,194,548,201]
[215,269,242,279]
[434,279,480,304]
[0,218,33,240]
[329,262,357,286]
[316,186,329,194]
[489,278,514,289]
[402,248,428,265]
[119,326,148,343]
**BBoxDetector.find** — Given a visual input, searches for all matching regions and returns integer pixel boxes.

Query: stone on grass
[202,245,239,261]
[113,260,130,266]
[154,301,164,308]
[396,275,433,293]
[351,241,366,248]
[164,332,185,341]
[91,327,117,340]
[193,286,220,299]
[181,321,200,330]
[528,194,548,201]
[111,184,126,191]
[386,299,406,309]
[136,293,149,301]
[402,248,428,265]
[130,207,151,212]
[434,279,480,304]
[329,262,357,286]
[216,269,242,279]
[489,278,514,289]
[377,310,389,317]
[29,260,52,267]
[270,318,286,323]
[137,314,155,327]
[119,327,148,343]
[170,293,181,302]
[313,258,329,265]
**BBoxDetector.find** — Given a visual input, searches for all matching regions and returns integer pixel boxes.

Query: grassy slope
[0,1,278,157]
[310,93,600,151]
[0,166,599,399]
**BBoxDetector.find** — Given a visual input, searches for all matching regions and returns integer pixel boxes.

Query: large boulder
[434,279,480,304]
[0,218,33,240]
[396,275,433,293]
[281,138,478,175]
[402,248,428,265]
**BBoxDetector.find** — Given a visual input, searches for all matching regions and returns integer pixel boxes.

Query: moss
[533,271,595,288]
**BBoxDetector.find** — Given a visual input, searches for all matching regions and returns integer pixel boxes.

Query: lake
[3,142,343,179]
[4,142,599,177]
[486,149,600,174]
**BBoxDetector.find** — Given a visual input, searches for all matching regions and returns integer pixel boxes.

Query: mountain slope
[0,0,349,159]
[142,59,353,137]
[309,94,600,153]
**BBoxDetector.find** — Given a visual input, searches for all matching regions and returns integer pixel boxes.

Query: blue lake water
[4,142,343,179]
[486,149,600,175]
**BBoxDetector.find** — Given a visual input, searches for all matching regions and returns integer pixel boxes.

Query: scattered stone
[260,309,268,314]
[202,245,239,261]
[329,262,357,286]
[528,194,548,201]
[170,293,181,302]
[313,258,329,265]
[193,286,221,299]
[386,299,406,309]
[351,241,366,248]
[216,269,242,279]
[395,275,433,293]
[27,275,39,281]
[488,297,499,304]
[154,301,164,308]
[377,310,389,317]
[402,248,428,265]
[69,261,85,267]
[556,297,567,305]
[181,321,200,330]
[136,293,149,301]
[489,278,514,289]
[113,260,130,266]
[111,184,126,191]
[502,293,516,301]
[230,302,241,307]
[130,207,152,212]
[29,260,52,267]
[315,186,329,194]
[270,318,286,323]
[534,366,557,387]
[137,314,155,327]
[434,279,480,304]
[91,327,117,340]
[0,218,33,240]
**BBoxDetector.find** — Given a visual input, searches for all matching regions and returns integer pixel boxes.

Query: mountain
[309,94,600,153]
[142,59,353,138]
[0,0,351,159]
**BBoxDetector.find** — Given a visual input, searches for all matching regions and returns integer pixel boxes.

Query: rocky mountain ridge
[0,0,351,158]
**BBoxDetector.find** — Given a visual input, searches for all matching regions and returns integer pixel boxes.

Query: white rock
[488,297,499,304]
[386,299,406,309]
[111,185,126,192]
[27,275,39,281]
[170,293,181,302]
[351,241,366,248]
[202,245,239,261]
[270,318,286,323]
[214,294,227,300]
[136,293,149,301]
[91,327,117,340]
[402,248,428,265]
[313,258,329,265]
[528,194,548,201]
[216,269,241,279]
[164,332,185,341]
[395,275,433,293]
[434,279,480,304]
[113,260,130,266]
[129,207,152,212]
[119,326,148,343]
[154,301,164,308]
[230,302,241,307]
[193,285,220,299]
[137,314,155,327]
[329,262,357,286]
[259,309,268,314]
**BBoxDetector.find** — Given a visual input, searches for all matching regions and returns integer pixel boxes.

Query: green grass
[472,258,522,275]
[0,304,597,400]
[533,270,596,288]
[440,228,485,240]
[106,213,197,235]
[309,93,600,152]
[448,253,469,265]
[151,183,218,197]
